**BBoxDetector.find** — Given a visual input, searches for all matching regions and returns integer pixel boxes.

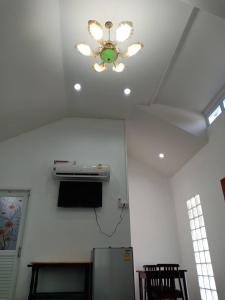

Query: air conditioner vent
[52,161,110,182]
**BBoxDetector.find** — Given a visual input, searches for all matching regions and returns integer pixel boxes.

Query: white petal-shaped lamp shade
[116,21,133,42]
[112,63,125,72]
[123,42,143,57]
[93,62,106,72]
[88,20,103,41]
[77,44,94,56]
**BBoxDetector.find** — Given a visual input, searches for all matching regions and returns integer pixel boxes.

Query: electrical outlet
[118,197,129,208]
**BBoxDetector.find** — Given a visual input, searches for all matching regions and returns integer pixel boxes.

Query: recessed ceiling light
[74,83,82,91]
[159,153,165,159]
[124,88,131,96]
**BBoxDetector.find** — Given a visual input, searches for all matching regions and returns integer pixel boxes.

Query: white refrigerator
[92,247,135,300]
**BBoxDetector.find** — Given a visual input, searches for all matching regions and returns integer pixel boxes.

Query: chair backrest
[143,265,159,291]
[145,270,161,299]
[157,264,180,271]
[158,264,184,297]
[143,265,158,271]
[146,270,183,299]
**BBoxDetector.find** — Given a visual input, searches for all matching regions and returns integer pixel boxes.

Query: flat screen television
[58,181,102,207]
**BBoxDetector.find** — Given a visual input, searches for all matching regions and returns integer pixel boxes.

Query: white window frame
[207,97,225,126]
[187,195,218,300]
[208,106,222,125]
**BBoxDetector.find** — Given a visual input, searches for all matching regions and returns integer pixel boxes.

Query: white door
[0,190,29,300]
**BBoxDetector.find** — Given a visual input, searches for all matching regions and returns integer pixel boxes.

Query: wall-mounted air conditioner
[52,161,110,182]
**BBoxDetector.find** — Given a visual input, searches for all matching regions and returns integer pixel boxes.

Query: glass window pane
[207,264,214,276]
[190,219,196,230]
[197,264,203,275]
[202,264,208,276]
[200,251,206,263]
[199,216,205,227]
[208,106,222,125]
[196,228,201,239]
[195,252,200,263]
[187,200,192,209]
[209,277,216,290]
[206,289,212,300]
[195,218,200,229]
[201,227,207,238]
[203,239,209,250]
[197,205,203,215]
[191,197,196,208]
[205,251,211,263]
[195,195,201,205]
[193,207,198,217]
[212,290,218,300]
[193,241,199,252]
[198,240,204,251]
[188,209,194,219]
[204,276,210,289]
[192,230,197,241]
[200,289,207,300]
[198,276,205,288]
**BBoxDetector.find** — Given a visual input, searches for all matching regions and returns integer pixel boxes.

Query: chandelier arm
[118,50,128,58]
[94,49,101,57]
[96,39,104,46]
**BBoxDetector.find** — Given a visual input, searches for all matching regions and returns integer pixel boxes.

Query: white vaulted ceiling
[0,1,67,140]
[60,0,193,118]
[0,0,225,175]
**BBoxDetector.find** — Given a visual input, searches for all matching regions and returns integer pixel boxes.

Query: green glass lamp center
[100,48,118,63]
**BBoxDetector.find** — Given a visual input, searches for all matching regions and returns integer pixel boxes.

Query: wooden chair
[157,264,182,296]
[146,268,187,300]
[143,265,158,300]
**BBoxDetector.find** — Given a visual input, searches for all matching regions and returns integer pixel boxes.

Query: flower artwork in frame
[0,197,22,250]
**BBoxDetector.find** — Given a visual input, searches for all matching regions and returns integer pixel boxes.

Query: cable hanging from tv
[93,205,125,238]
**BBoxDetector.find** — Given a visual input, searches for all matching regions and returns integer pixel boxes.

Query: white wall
[128,157,181,299]
[0,118,131,300]
[171,112,225,300]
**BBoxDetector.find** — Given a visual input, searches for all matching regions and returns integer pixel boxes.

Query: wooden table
[28,261,92,300]
[137,269,189,300]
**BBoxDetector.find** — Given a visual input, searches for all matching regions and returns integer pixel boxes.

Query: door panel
[0,255,16,300]
[0,191,29,300]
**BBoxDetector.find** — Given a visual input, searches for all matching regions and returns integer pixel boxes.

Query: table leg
[33,266,39,294]
[84,264,91,300]
[28,266,36,300]
[139,273,144,300]
[182,273,189,300]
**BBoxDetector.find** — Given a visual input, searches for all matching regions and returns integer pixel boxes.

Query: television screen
[58,181,102,207]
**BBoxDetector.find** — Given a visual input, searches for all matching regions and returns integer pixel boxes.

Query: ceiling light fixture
[76,20,143,72]
[112,63,125,73]
[77,44,93,56]
[74,83,82,91]
[124,88,131,96]
[159,153,165,159]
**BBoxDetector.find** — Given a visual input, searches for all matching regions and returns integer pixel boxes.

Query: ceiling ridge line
[147,6,199,106]
[58,0,72,117]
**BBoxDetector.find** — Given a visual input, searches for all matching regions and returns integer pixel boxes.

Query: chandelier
[76,20,144,72]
